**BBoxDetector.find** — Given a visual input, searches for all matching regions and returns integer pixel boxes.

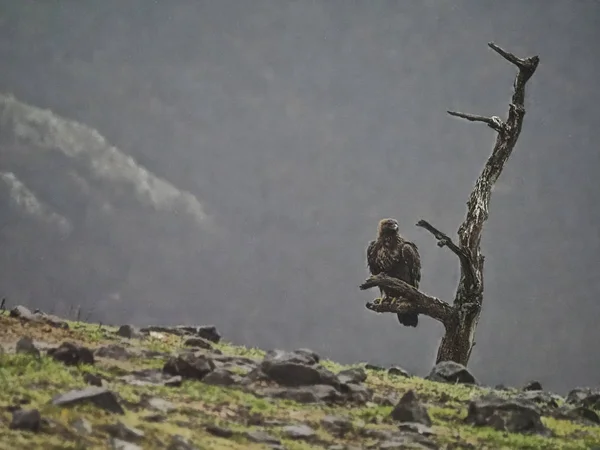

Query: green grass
[1,314,599,450]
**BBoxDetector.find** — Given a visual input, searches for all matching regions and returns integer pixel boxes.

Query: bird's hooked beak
[391,222,399,231]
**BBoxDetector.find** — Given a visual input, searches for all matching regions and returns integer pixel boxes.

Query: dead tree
[360,43,539,367]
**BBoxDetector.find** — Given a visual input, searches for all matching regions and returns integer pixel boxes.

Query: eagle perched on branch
[366,218,422,327]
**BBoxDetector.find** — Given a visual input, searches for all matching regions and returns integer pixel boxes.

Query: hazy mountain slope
[0,94,216,324]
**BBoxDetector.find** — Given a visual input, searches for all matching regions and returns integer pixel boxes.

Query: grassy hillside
[0,308,599,450]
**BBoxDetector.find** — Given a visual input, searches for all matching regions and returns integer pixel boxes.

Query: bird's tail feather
[397,312,418,327]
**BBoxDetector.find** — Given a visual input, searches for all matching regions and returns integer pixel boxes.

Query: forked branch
[360,274,452,326]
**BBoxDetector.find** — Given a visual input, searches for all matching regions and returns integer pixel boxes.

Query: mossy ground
[0,312,599,449]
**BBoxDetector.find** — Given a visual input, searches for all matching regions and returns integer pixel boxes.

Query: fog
[0,0,599,393]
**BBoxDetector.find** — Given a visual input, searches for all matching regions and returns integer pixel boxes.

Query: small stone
[244,430,281,445]
[183,337,213,350]
[206,424,235,438]
[261,357,340,388]
[523,380,543,391]
[388,366,410,378]
[293,348,321,364]
[10,305,34,319]
[111,438,142,450]
[282,424,316,440]
[95,345,132,361]
[263,349,318,366]
[344,383,373,404]
[48,342,94,366]
[117,325,140,339]
[337,367,367,385]
[10,409,41,432]
[15,336,40,358]
[320,415,353,437]
[259,385,342,404]
[72,417,93,435]
[397,422,434,436]
[465,394,548,435]
[167,435,200,450]
[426,361,477,385]
[566,406,600,424]
[83,372,104,387]
[102,421,144,442]
[390,390,432,426]
[163,354,215,380]
[202,369,237,386]
[52,387,124,414]
[144,397,176,414]
[196,325,221,343]
[566,388,600,409]
[365,363,386,371]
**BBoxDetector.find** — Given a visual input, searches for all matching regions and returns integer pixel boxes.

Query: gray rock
[15,336,40,357]
[261,356,340,388]
[516,390,563,412]
[379,437,437,450]
[390,390,432,426]
[373,393,398,406]
[566,387,600,409]
[259,384,342,404]
[337,367,367,385]
[47,341,94,366]
[163,353,215,380]
[244,430,281,445]
[194,325,221,343]
[263,349,319,366]
[398,422,435,436]
[117,325,140,339]
[293,348,321,364]
[95,344,132,361]
[465,394,549,435]
[183,337,213,350]
[282,424,316,440]
[202,368,238,386]
[167,435,200,450]
[52,387,124,414]
[426,361,477,385]
[72,417,93,435]
[102,421,145,442]
[522,380,543,391]
[206,424,235,438]
[10,409,41,432]
[388,366,410,378]
[143,397,176,414]
[561,406,600,424]
[10,305,68,329]
[360,428,394,440]
[343,383,373,404]
[139,325,221,343]
[111,438,143,450]
[119,369,182,387]
[83,372,104,387]
[320,415,353,437]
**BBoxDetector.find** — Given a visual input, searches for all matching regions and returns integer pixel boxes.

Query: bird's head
[377,218,399,236]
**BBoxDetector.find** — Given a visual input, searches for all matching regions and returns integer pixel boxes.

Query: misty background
[0,1,599,393]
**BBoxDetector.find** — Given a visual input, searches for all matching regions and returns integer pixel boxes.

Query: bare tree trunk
[360,43,539,367]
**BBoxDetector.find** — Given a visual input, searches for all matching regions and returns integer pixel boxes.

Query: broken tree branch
[447,111,505,132]
[416,219,477,289]
[360,274,453,326]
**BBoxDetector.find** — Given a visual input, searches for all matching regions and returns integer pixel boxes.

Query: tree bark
[360,43,539,367]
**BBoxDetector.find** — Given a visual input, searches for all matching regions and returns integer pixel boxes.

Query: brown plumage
[366,218,422,327]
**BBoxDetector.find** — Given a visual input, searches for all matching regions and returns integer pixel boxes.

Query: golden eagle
[366,218,422,327]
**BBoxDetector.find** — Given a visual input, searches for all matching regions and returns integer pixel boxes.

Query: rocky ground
[0,306,599,449]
